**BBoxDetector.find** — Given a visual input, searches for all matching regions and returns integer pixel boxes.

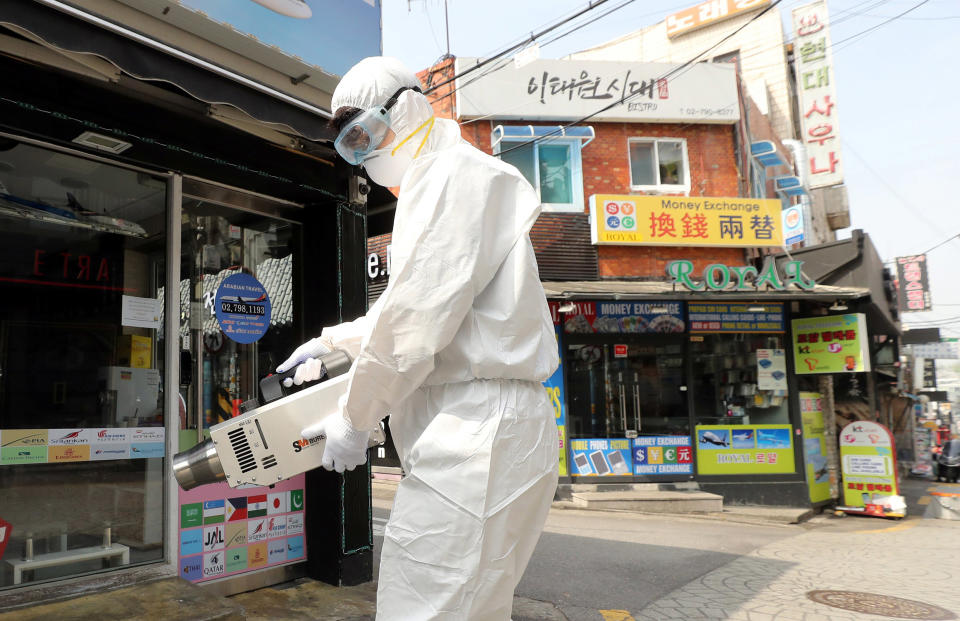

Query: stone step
[568,490,724,513]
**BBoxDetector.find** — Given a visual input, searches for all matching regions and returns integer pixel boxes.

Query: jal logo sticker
[267,539,286,564]
[203,551,225,577]
[248,542,268,568]
[180,529,202,557]
[247,518,268,543]
[203,524,225,552]
[286,535,304,561]
[180,555,202,581]
[286,513,304,535]
[267,515,287,538]
[0,517,12,561]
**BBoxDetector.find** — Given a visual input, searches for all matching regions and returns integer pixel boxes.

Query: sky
[382,0,960,338]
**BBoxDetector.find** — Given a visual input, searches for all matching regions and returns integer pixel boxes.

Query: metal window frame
[494,135,584,213]
[627,137,691,195]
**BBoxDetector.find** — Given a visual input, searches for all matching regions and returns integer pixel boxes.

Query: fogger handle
[259,349,353,404]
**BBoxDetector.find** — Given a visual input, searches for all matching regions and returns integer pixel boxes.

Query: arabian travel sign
[590,195,783,247]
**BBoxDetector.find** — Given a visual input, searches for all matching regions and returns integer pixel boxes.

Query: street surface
[371,477,960,621]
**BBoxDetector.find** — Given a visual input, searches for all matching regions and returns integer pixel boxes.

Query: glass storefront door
[175,195,309,584]
[566,337,692,479]
[0,139,167,588]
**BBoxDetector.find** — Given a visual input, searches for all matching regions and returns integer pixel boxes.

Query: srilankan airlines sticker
[48,429,94,446]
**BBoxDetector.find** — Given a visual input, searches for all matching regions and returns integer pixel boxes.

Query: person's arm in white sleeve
[340,156,541,432]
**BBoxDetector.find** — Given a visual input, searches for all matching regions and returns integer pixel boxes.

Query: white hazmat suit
[285,57,559,620]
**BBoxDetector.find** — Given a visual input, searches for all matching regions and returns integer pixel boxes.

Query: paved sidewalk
[632,516,960,621]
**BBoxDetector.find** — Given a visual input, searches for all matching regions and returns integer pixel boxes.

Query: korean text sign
[792,314,870,374]
[570,438,633,476]
[590,195,783,247]
[800,392,833,503]
[792,0,844,188]
[895,254,932,313]
[633,436,693,476]
[666,0,771,38]
[839,421,898,508]
[695,425,796,475]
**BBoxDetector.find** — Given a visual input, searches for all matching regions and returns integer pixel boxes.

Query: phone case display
[569,439,632,476]
[178,476,306,582]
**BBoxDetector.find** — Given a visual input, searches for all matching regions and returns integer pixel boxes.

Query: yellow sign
[589,194,784,247]
[49,445,90,463]
[792,314,871,374]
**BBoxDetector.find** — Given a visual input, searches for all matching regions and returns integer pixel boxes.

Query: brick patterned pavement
[633,517,960,621]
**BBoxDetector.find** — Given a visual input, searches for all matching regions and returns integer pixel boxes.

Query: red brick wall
[417,57,749,280]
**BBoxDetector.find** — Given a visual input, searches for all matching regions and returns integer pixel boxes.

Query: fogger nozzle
[172,438,225,490]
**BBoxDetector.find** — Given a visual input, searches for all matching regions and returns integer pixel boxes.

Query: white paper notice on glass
[122,295,161,329]
[757,348,788,391]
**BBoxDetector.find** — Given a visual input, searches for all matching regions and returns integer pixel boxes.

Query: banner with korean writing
[589,195,783,247]
[633,436,693,476]
[562,300,685,334]
[792,314,870,374]
[689,302,784,333]
[666,0,771,38]
[895,254,932,313]
[839,421,900,513]
[793,0,844,188]
[695,425,796,475]
[570,438,633,476]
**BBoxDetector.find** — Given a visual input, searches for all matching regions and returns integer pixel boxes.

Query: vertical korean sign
[839,421,902,517]
[793,1,843,188]
[895,254,932,313]
[800,392,832,503]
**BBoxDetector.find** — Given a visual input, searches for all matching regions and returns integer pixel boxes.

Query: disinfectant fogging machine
[173,350,384,491]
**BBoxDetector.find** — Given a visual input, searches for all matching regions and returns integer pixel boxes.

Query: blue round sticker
[215,273,271,344]
[606,215,621,229]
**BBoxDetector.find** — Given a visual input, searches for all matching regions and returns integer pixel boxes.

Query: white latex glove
[277,337,332,387]
[302,398,370,473]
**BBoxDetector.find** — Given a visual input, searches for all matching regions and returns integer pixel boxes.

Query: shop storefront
[0,0,383,603]
[543,263,872,505]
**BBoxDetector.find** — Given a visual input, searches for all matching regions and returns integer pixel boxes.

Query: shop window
[689,334,790,426]
[0,139,167,589]
[497,138,584,213]
[628,138,689,192]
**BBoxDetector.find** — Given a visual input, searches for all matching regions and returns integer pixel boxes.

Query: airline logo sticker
[48,429,93,446]
[180,529,202,556]
[226,547,247,573]
[286,514,304,535]
[247,518,268,543]
[225,522,246,549]
[248,542,268,568]
[180,555,202,581]
[91,444,129,461]
[267,515,287,538]
[49,445,90,462]
[203,551,224,578]
[286,536,304,560]
[267,539,286,564]
[203,524,225,552]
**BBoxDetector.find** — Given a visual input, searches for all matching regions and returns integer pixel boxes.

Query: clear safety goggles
[334,86,421,165]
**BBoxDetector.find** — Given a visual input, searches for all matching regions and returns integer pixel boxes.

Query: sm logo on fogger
[292,434,324,453]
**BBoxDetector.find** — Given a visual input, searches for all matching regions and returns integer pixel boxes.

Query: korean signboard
[590,195,783,247]
[689,303,785,333]
[838,421,901,516]
[455,58,739,124]
[561,301,685,334]
[570,438,633,476]
[800,392,833,503]
[792,1,844,188]
[895,254,932,313]
[666,0,772,38]
[178,477,306,583]
[695,425,796,475]
[633,436,693,476]
[792,314,870,374]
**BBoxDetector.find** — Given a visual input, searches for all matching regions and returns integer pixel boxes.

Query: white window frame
[627,137,691,195]
[495,137,585,213]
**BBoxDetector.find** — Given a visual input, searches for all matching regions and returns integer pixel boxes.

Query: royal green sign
[666,259,816,292]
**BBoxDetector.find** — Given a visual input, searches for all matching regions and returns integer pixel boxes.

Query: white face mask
[361,116,435,188]
[362,144,414,188]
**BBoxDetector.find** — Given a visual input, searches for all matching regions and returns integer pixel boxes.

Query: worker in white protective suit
[275,56,560,620]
